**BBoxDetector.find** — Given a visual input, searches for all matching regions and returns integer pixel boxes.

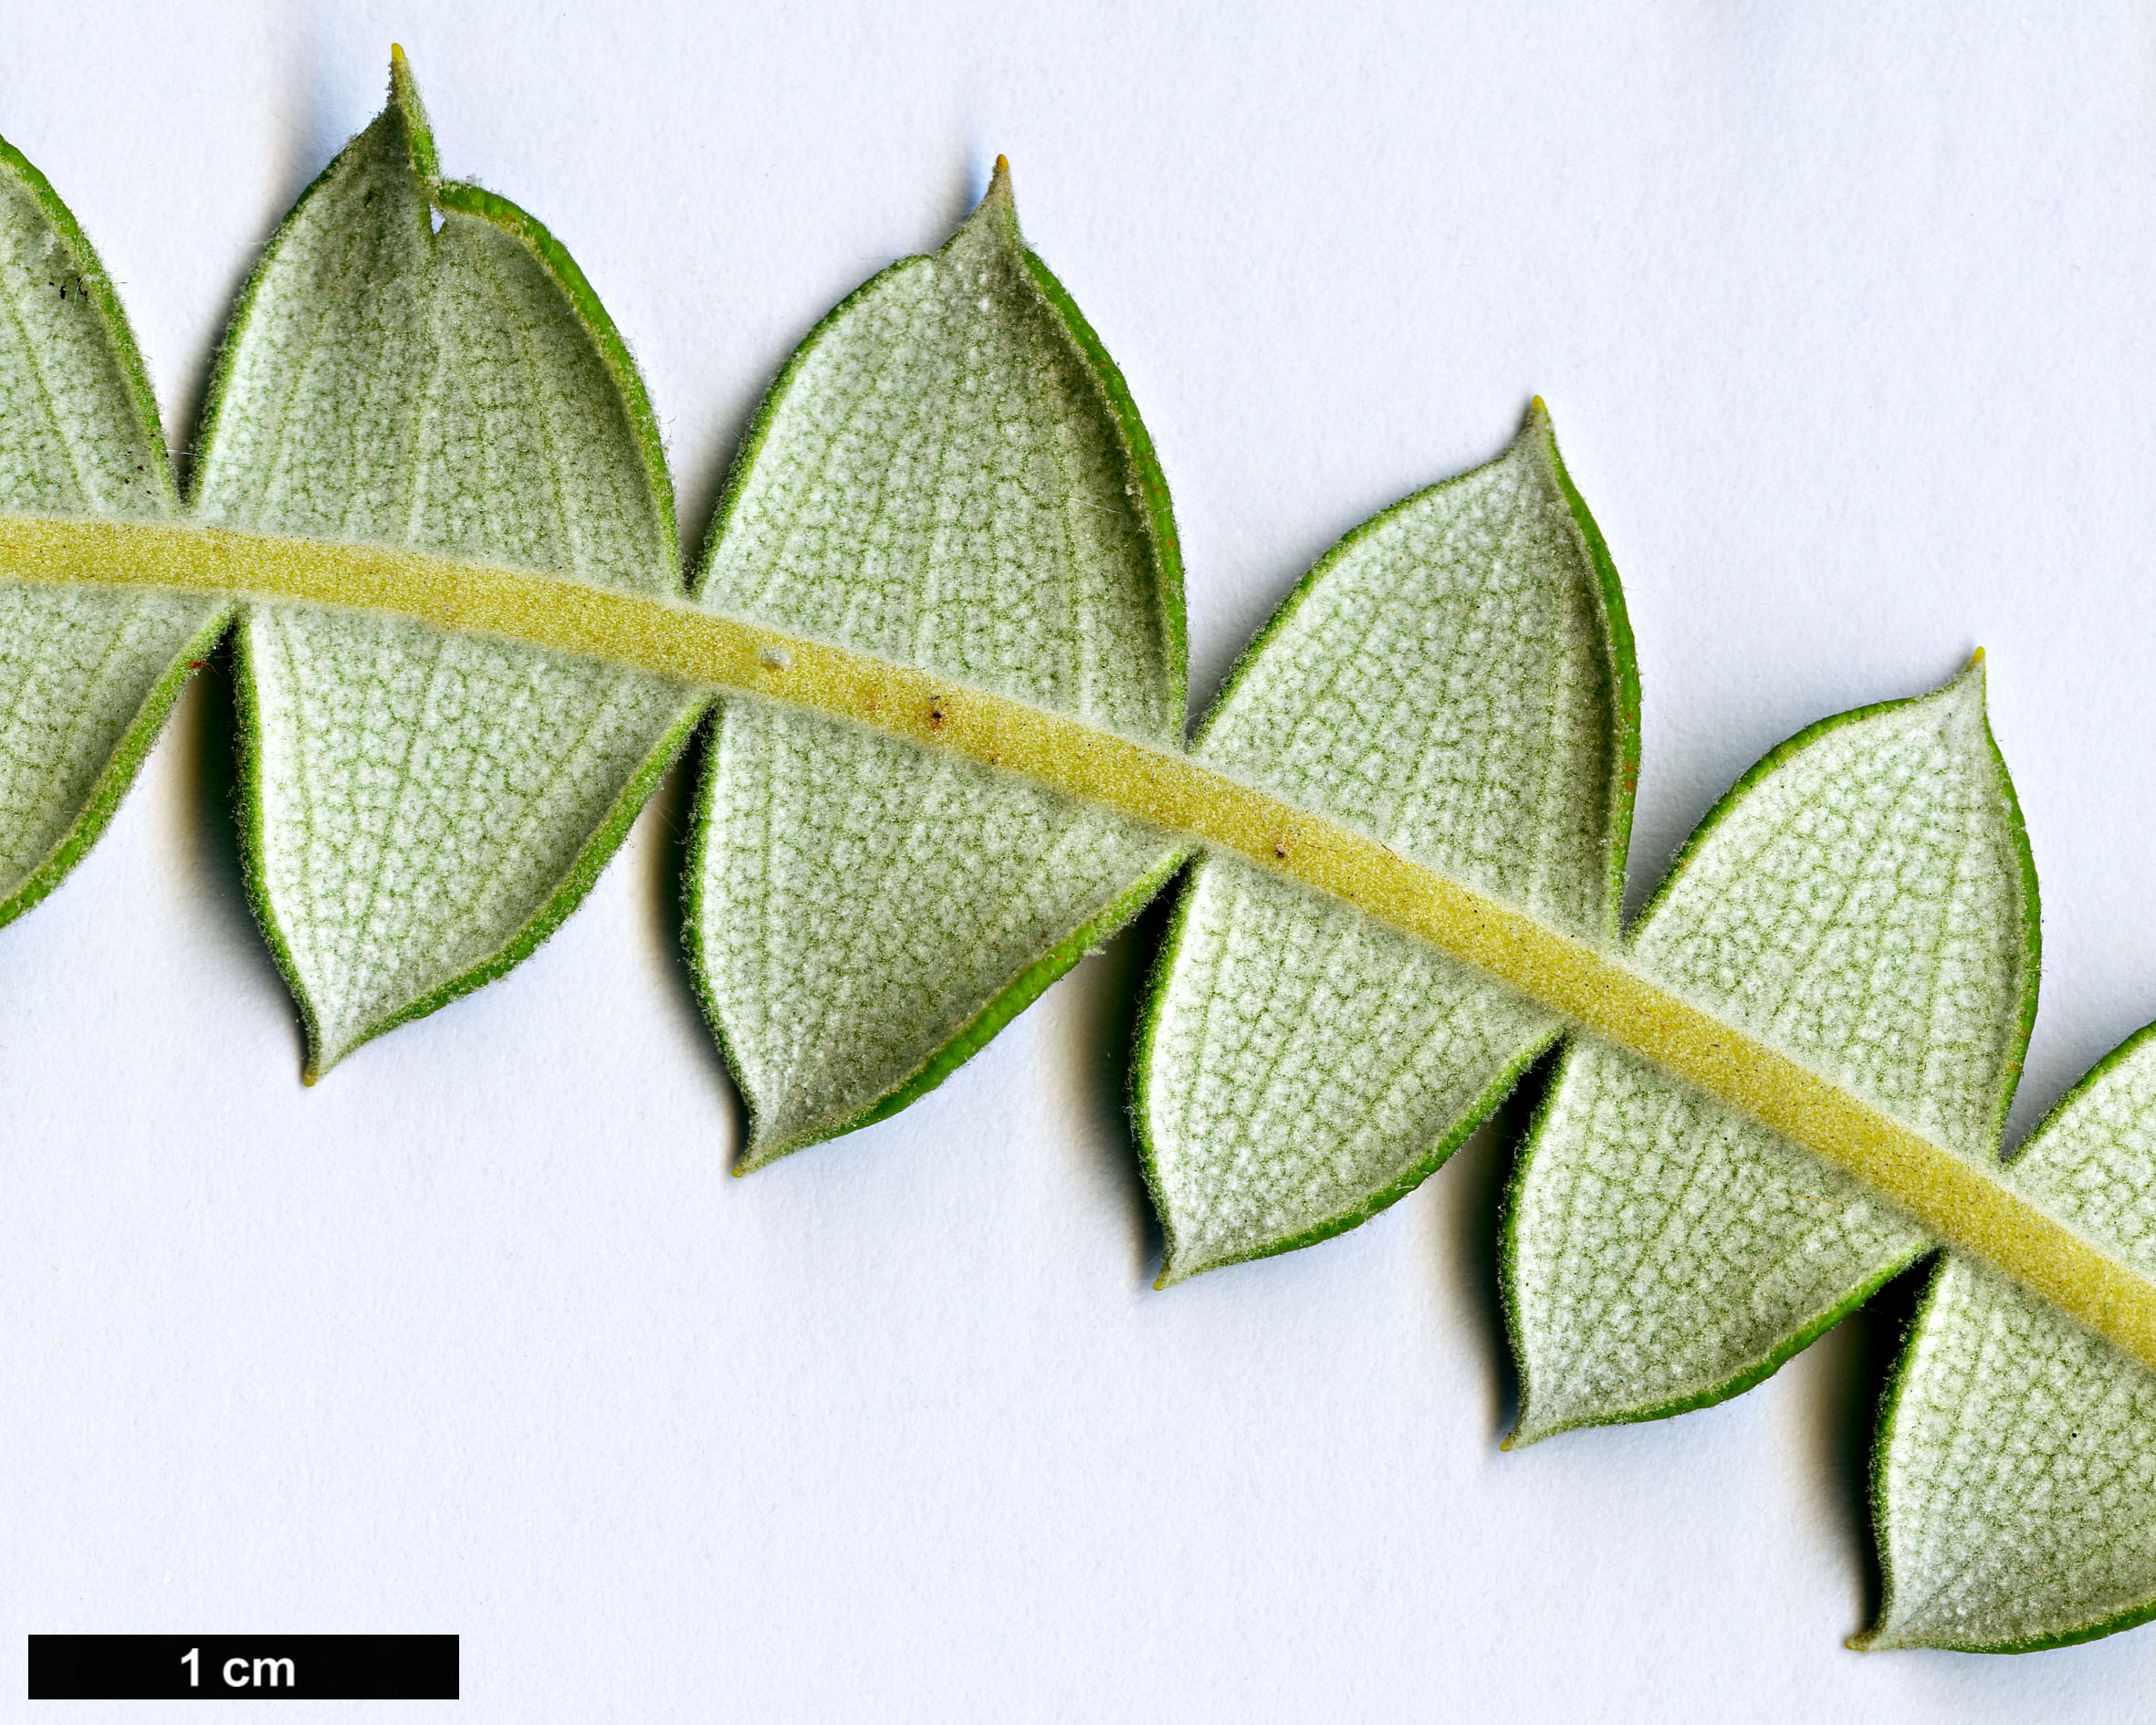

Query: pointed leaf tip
[977,154,1015,220]
[1504,640,2036,1440]
[686,119,1178,1170]
[194,59,699,1076]
[1138,408,1632,1281]
[1943,647,1988,703]
[387,44,441,185]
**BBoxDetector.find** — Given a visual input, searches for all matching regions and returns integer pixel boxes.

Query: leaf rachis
[0,507,2145,1390]
[6,49,2156,1658]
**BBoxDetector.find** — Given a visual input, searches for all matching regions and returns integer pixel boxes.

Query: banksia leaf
[10,51,2156,1660]
[1864,1027,2156,1652]
[1134,405,1638,1282]
[1504,662,2039,1443]
[191,52,702,1075]
[686,160,1186,1168]
[0,140,225,921]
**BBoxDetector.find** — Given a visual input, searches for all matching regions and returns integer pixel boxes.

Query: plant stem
[5,509,2147,1367]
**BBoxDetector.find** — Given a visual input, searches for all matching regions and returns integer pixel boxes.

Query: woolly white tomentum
[688,162,1186,1166]
[0,143,225,921]
[1136,408,1637,1281]
[190,64,700,1074]
[1867,1031,2156,1651]
[1505,667,2036,1443]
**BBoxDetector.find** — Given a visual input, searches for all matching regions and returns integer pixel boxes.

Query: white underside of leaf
[0,151,218,908]
[1871,1039,2156,1651]
[242,609,687,1058]
[1508,671,2032,1440]
[691,170,1183,1162]
[0,589,207,884]
[1145,863,1557,1270]
[193,96,696,1068]
[1512,1039,1929,1432]
[1138,414,1629,1278]
[699,703,1174,1154]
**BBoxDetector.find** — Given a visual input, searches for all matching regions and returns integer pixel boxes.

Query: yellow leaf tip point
[963,156,1018,238]
[386,43,440,185]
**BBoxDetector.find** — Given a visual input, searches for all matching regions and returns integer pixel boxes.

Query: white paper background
[5,3,2155,1719]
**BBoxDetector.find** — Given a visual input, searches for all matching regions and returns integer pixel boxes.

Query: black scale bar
[28,1636,458,1700]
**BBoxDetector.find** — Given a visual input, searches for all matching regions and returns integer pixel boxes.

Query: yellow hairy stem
[5,510,2149,1370]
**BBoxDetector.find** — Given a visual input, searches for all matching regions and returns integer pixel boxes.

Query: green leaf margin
[1128,402,1642,1282]
[200,53,703,1080]
[1859,1014,2156,1654]
[0,136,232,928]
[1499,663,2041,1444]
[682,162,1192,1165]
